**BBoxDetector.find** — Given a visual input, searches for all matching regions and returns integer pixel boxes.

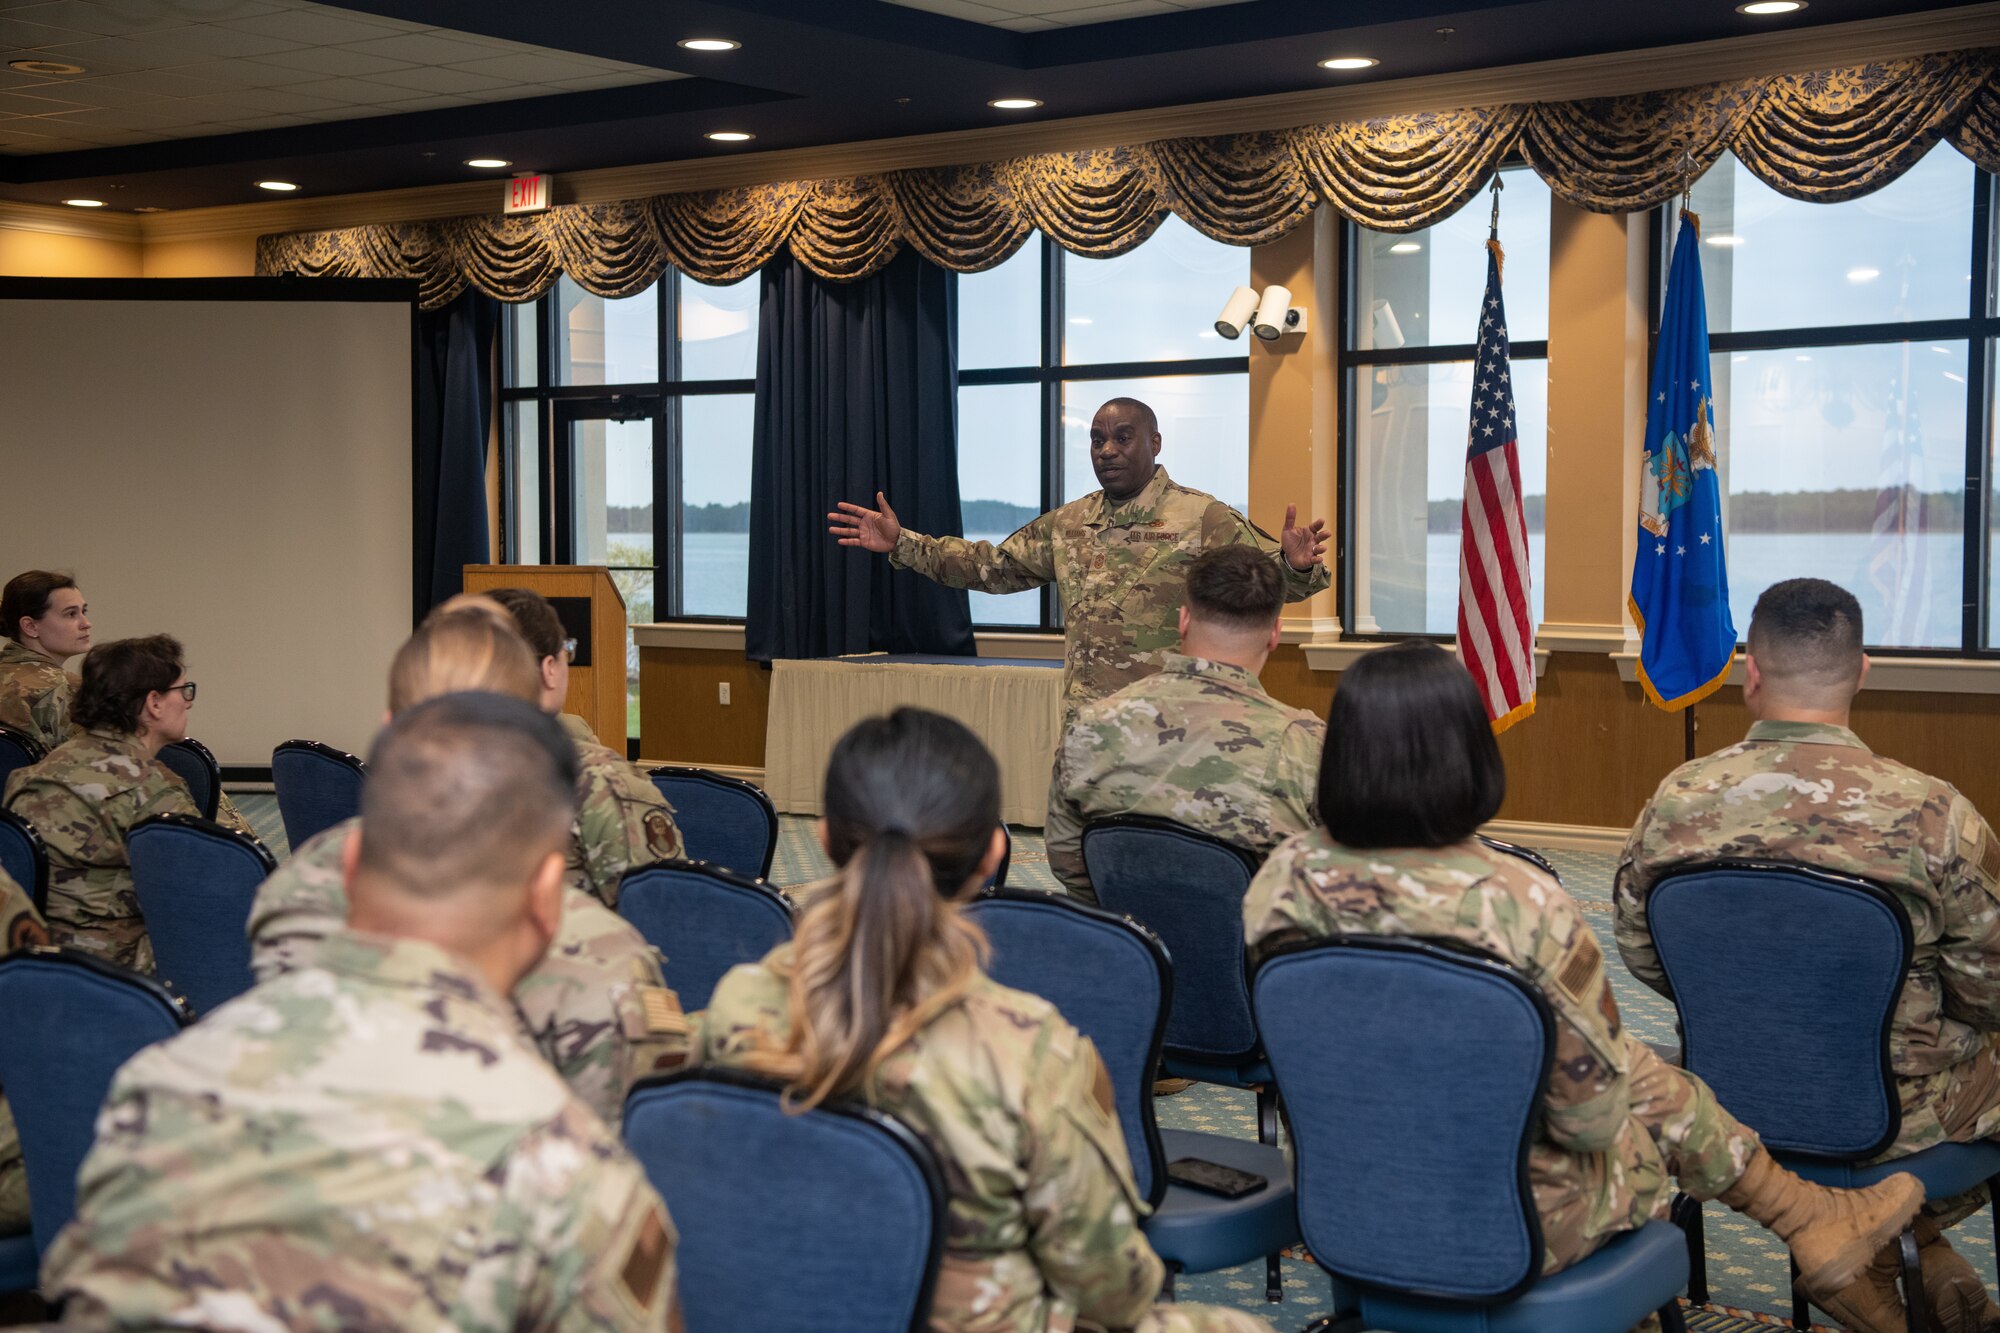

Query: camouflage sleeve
[0,869,47,953]
[245,825,354,983]
[888,516,1056,595]
[1611,817,1670,996]
[212,792,256,840]
[577,765,683,904]
[133,770,206,827]
[1527,892,1633,1154]
[1044,727,1093,901]
[1270,719,1325,842]
[1198,503,1330,604]
[1241,845,1328,968]
[1022,1031,1160,1329]
[30,683,71,751]
[1934,797,2000,1030]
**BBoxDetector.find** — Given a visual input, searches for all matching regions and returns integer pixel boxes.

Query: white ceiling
[881,0,1255,32]
[0,0,681,156]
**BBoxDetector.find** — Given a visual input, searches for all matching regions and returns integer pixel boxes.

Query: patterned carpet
[230,793,1997,1330]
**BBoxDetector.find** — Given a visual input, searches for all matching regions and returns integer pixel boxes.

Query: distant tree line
[1426,489,1964,535]
[608,499,1043,536]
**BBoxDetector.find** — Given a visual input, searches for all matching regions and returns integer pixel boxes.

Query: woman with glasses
[2,634,238,973]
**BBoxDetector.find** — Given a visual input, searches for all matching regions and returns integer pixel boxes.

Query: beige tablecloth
[765,656,1064,826]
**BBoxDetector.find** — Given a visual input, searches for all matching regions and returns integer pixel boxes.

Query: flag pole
[1680,153,1698,766]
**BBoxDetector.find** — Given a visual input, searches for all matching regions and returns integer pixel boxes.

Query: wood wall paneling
[639,647,771,768]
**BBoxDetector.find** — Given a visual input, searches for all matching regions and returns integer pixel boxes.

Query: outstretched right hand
[828,492,903,554]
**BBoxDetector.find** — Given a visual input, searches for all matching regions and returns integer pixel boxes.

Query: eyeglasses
[561,638,578,662]
[157,681,197,703]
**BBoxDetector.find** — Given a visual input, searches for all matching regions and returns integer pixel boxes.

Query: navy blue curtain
[414,289,500,616]
[746,248,973,662]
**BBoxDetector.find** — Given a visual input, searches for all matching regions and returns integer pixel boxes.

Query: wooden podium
[462,565,627,747]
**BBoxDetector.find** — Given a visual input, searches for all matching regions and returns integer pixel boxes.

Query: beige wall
[0,224,141,278]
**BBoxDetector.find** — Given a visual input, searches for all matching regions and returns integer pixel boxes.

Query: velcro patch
[620,1205,670,1311]
[1555,934,1604,1007]
[641,986,688,1036]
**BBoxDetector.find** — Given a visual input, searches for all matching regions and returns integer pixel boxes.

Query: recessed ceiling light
[678,38,741,51]
[62,198,104,208]
[1319,56,1379,71]
[988,97,1042,110]
[1846,266,1880,283]
[10,59,86,75]
[464,157,511,169]
[705,131,754,142]
[1388,241,1422,254]
[134,206,164,213]
[257,180,299,192]
[1736,0,1805,13]
[1705,234,1745,247]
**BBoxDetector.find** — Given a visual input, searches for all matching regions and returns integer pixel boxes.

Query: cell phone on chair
[1166,1157,1266,1199]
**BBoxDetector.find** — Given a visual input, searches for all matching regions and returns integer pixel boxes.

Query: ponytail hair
[744,708,999,1110]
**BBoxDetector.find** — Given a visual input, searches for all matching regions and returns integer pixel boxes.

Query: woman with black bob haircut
[693,707,1273,1333]
[1242,641,1922,1314]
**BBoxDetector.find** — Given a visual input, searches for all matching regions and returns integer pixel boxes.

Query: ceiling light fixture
[988,97,1042,110]
[705,131,753,142]
[464,157,511,169]
[1319,56,1379,71]
[257,180,299,192]
[1388,241,1422,254]
[10,59,86,75]
[62,198,104,208]
[1705,234,1745,247]
[678,38,741,51]
[1736,0,1805,13]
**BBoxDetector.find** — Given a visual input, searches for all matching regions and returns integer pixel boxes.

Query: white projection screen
[0,279,418,769]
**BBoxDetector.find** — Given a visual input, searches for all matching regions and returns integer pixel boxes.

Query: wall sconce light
[1215,285,1308,341]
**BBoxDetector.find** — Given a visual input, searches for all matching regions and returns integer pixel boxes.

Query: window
[1668,149,1998,651]
[502,271,760,736]
[956,216,1252,628]
[1342,167,1552,636]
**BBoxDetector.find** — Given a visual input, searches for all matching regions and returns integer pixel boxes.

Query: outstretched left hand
[1280,504,1329,571]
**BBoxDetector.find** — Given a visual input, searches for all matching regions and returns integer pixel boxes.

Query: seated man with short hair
[1045,544,1322,904]
[1616,578,2000,1332]
[45,692,681,1331]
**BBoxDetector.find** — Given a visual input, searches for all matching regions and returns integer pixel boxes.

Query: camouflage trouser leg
[1627,1040,1761,1201]
[48,914,153,976]
[0,1097,27,1237]
[1889,1035,2000,1228]
[1100,1306,1276,1333]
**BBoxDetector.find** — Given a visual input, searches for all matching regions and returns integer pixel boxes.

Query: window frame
[956,232,1251,631]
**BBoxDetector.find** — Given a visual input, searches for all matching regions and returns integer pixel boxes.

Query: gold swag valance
[257,49,2000,309]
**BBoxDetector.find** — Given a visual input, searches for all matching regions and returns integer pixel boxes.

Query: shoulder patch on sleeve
[1554,932,1604,1008]
[620,1203,671,1311]
[642,808,681,858]
[621,984,690,1040]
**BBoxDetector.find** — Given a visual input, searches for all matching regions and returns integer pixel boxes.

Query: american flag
[1457,239,1536,732]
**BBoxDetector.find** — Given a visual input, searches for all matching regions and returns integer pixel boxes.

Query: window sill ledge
[1609,652,2000,696]
[1301,639,1552,677]
[632,623,1066,659]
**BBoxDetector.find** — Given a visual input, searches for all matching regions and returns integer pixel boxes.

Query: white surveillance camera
[1253,284,1301,341]
[1215,285,1258,340]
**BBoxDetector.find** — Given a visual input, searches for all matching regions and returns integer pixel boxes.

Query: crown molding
[124,2,2000,247]
[0,198,142,244]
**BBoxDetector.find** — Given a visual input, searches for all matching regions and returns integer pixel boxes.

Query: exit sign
[504,174,551,215]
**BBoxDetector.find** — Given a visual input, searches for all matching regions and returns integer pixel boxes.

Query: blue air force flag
[1630,212,1735,710]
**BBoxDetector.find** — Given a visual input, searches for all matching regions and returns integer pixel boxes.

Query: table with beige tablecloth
[764,655,1064,827]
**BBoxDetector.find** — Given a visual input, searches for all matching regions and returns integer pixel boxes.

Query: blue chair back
[272,739,366,850]
[1254,937,1553,1304]
[965,889,1169,1204]
[1478,834,1559,881]
[0,809,48,917]
[988,824,1011,890]
[625,1069,945,1333]
[128,813,276,1017]
[156,737,220,821]
[0,949,188,1251]
[1647,859,1908,1159]
[617,861,793,1011]
[0,725,44,790]
[1082,815,1262,1063]
[647,767,777,881]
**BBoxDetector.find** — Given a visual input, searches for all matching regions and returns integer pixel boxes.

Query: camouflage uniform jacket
[2,728,254,974]
[1045,653,1322,898]
[43,930,680,1332]
[0,638,78,753]
[890,467,1329,717]
[560,712,683,907]
[1244,832,1673,1270]
[1615,722,2000,1082]
[696,955,1165,1333]
[247,816,690,1127]
[0,868,49,1237]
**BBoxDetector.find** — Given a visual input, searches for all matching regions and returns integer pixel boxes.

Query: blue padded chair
[1255,937,1690,1333]
[1647,860,2000,1332]
[0,948,189,1254]
[156,737,221,821]
[617,860,792,1011]
[966,888,1300,1302]
[0,809,48,917]
[1479,834,1559,881]
[646,767,778,881]
[625,1068,945,1333]
[128,813,276,1017]
[0,1230,34,1296]
[271,739,366,850]
[1081,815,1278,1142]
[0,724,43,791]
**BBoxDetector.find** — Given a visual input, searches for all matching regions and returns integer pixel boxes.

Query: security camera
[1215,286,1258,340]
[1252,284,1305,341]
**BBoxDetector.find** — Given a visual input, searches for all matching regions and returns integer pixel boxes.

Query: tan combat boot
[1913,1215,2000,1333]
[1718,1147,1924,1292]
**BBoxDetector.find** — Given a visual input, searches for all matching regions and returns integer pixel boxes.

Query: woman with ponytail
[694,708,1272,1333]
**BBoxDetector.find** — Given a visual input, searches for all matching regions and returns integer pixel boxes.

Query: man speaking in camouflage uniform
[1616,578,2000,1332]
[1046,545,1322,903]
[45,693,681,1332]
[829,397,1330,720]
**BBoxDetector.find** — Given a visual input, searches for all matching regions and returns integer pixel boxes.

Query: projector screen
[0,279,418,769]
